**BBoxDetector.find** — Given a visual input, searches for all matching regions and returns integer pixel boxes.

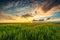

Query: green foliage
[0,23,60,40]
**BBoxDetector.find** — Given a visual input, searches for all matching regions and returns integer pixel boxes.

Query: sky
[0,0,60,23]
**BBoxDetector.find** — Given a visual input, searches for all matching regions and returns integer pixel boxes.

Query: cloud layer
[0,0,60,22]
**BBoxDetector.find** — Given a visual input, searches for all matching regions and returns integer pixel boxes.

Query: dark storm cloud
[42,0,60,12]
[0,0,60,12]
[0,0,35,10]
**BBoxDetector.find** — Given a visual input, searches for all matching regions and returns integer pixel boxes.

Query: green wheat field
[0,23,60,40]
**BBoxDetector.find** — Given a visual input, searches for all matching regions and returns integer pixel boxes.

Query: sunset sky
[0,0,60,23]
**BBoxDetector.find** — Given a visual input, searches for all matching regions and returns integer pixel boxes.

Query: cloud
[41,0,60,12]
[46,18,60,22]
[3,2,14,10]
[0,11,15,20]
[0,10,33,23]
[0,0,60,23]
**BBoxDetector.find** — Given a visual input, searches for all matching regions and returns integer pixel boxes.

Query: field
[0,23,60,40]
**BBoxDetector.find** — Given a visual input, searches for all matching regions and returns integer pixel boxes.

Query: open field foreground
[0,23,60,40]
